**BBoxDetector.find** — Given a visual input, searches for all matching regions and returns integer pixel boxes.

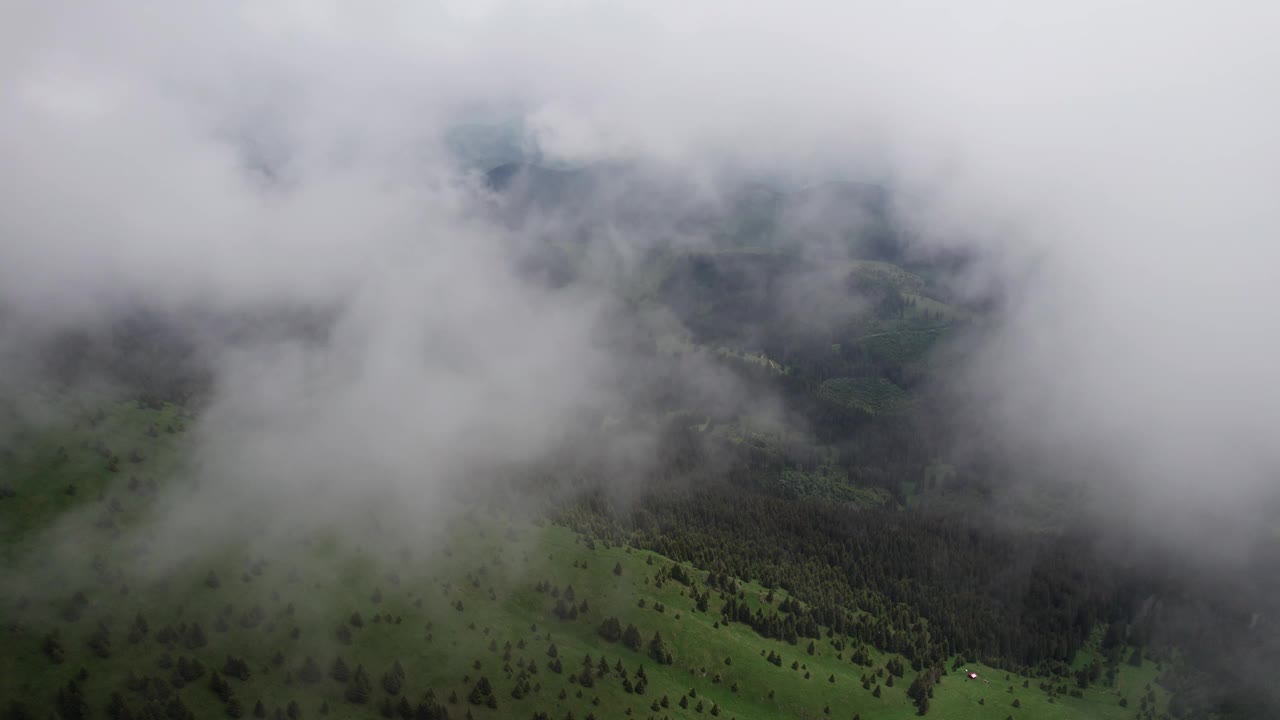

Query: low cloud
[1,0,1278,563]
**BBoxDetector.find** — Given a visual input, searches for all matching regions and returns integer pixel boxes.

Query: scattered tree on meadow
[222,656,251,681]
[621,623,643,651]
[210,672,234,703]
[648,631,672,665]
[383,659,406,695]
[184,622,208,649]
[106,693,133,720]
[42,632,65,664]
[297,656,322,684]
[128,612,149,644]
[345,665,372,704]
[468,677,493,705]
[177,655,206,682]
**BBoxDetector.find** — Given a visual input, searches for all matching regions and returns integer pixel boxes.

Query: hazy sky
[3,1,1279,553]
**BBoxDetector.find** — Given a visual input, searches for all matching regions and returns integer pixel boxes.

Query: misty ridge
[2,2,1280,719]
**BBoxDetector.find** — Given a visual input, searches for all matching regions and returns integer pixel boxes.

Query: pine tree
[345,665,372,704]
[168,697,195,720]
[223,655,251,681]
[647,631,671,665]
[622,624,642,651]
[185,622,208,649]
[468,677,490,705]
[210,672,234,703]
[299,656,322,684]
[382,660,405,695]
[106,692,133,720]
[42,632,65,664]
[88,622,112,658]
[597,617,622,643]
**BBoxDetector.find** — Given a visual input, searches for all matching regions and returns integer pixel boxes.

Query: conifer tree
[345,665,372,704]
[622,623,642,650]
[330,657,350,683]
[300,656,322,684]
[647,631,672,665]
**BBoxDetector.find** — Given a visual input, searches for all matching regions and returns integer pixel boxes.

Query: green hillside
[0,402,1169,720]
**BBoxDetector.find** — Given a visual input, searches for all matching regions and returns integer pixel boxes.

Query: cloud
[2,0,1278,558]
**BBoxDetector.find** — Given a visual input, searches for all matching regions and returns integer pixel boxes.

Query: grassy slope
[0,399,187,552]
[1,402,1167,719]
